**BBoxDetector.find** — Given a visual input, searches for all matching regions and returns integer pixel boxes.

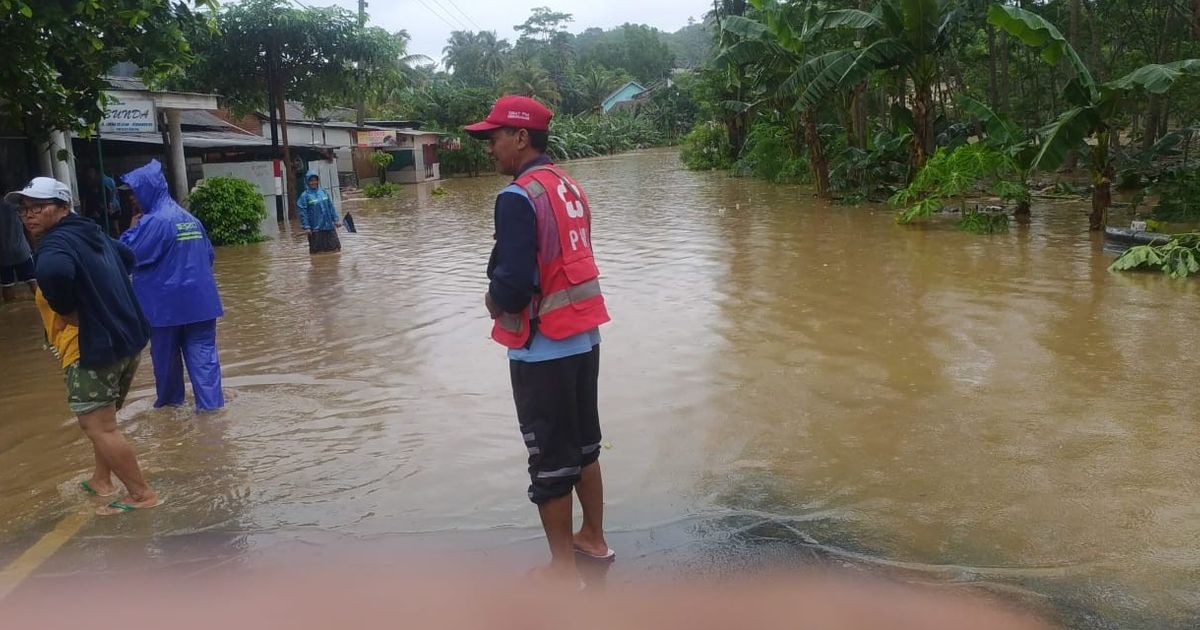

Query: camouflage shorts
[64,355,141,415]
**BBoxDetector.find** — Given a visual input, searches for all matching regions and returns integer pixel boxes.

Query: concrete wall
[199,158,340,237]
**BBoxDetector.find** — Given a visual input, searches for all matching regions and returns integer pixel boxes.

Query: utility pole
[356,0,367,129]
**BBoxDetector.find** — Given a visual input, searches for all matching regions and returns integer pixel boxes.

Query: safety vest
[492,164,610,349]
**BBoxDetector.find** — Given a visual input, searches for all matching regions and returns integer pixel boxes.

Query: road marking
[0,510,90,600]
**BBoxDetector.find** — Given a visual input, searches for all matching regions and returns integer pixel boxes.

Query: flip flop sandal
[80,480,118,498]
[96,497,164,516]
[573,546,616,562]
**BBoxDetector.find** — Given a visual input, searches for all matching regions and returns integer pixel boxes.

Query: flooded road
[2,149,1199,626]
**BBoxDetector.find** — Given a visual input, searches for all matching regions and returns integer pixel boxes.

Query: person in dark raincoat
[296,170,342,254]
[119,160,225,412]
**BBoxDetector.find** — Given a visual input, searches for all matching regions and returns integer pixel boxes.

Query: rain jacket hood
[119,160,224,327]
[36,213,150,367]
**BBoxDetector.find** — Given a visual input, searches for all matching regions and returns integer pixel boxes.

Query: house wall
[602,83,647,113]
[258,122,355,148]
[201,158,340,237]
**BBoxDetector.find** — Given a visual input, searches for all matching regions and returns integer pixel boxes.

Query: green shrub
[187,177,268,246]
[737,122,809,184]
[958,210,1009,234]
[440,132,492,177]
[548,112,665,161]
[680,121,732,171]
[362,182,399,198]
[1149,169,1200,223]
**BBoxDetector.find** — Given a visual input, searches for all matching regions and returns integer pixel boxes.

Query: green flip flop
[96,498,163,516]
[80,480,117,498]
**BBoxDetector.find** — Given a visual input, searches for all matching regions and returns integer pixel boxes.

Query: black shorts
[510,345,602,504]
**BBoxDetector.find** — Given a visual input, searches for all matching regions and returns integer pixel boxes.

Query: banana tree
[988,4,1200,231]
[795,0,960,177]
[717,0,833,197]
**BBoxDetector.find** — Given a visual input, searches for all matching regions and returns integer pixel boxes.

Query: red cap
[464,95,553,136]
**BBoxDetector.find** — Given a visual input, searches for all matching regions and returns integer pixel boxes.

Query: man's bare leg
[77,404,157,508]
[573,461,610,557]
[536,493,577,580]
[86,442,117,496]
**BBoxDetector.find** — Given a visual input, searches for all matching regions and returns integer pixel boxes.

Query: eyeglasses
[18,202,57,217]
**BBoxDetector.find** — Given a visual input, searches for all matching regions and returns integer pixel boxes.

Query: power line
[441,0,483,31]
[426,0,470,30]
[413,0,464,31]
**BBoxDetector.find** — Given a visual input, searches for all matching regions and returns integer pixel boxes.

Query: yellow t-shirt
[34,288,80,368]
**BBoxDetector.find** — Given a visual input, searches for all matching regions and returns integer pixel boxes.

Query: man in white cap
[10,177,160,515]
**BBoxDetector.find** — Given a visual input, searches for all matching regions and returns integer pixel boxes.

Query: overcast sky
[307,0,708,63]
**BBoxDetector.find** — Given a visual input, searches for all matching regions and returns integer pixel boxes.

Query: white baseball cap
[5,177,73,205]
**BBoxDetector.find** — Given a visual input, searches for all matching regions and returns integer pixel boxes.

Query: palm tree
[575,66,628,112]
[989,4,1200,230]
[796,0,959,177]
[500,60,562,105]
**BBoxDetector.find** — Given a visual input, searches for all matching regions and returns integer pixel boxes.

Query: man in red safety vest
[467,96,614,581]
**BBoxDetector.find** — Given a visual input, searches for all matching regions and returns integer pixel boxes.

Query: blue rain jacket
[119,160,224,328]
[296,170,341,231]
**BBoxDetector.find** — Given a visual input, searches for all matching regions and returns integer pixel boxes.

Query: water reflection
[1,149,1197,627]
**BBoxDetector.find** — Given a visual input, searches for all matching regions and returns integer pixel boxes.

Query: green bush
[1149,169,1200,223]
[187,177,268,246]
[958,210,1009,234]
[736,121,809,184]
[440,132,492,177]
[680,121,732,171]
[362,182,400,198]
[548,112,665,161]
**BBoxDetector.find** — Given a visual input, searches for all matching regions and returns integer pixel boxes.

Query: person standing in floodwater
[10,177,159,515]
[466,96,614,581]
[297,170,341,254]
[0,198,36,302]
[119,160,225,412]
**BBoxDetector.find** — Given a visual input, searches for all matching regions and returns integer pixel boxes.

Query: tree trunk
[986,24,999,109]
[804,108,830,199]
[909,78,933,179]
[999,32,1010,113]
[1015,198,1031,224]
[275,82,297,220]
[851,83,868,149]
[1064,0,1082,171]
[1090,130,1112,231]
[1142,94,1162,153]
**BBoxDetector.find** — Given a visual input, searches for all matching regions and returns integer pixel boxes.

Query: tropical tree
[0,0,217,138]
[183,0,367,212]
[575,66,631,112]
[796,0,961,176]
[989,4,1200,230]
[718,0,833,197]
[500,60,563,105]
[443,30,510,87]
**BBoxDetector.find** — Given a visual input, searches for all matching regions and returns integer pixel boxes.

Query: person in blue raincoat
[119,160,225,411]
[297,170,342,254]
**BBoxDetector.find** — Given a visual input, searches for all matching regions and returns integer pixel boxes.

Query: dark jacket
[487,155,553,313]
[36,213,150,367]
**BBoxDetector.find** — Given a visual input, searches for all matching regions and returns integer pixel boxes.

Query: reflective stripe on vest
[497,310,524,333]
[537,278,602,317]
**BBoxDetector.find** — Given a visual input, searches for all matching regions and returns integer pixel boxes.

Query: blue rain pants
[150,319,224,411]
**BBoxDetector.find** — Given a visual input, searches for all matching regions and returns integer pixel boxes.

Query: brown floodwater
[1,149,1198,626]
